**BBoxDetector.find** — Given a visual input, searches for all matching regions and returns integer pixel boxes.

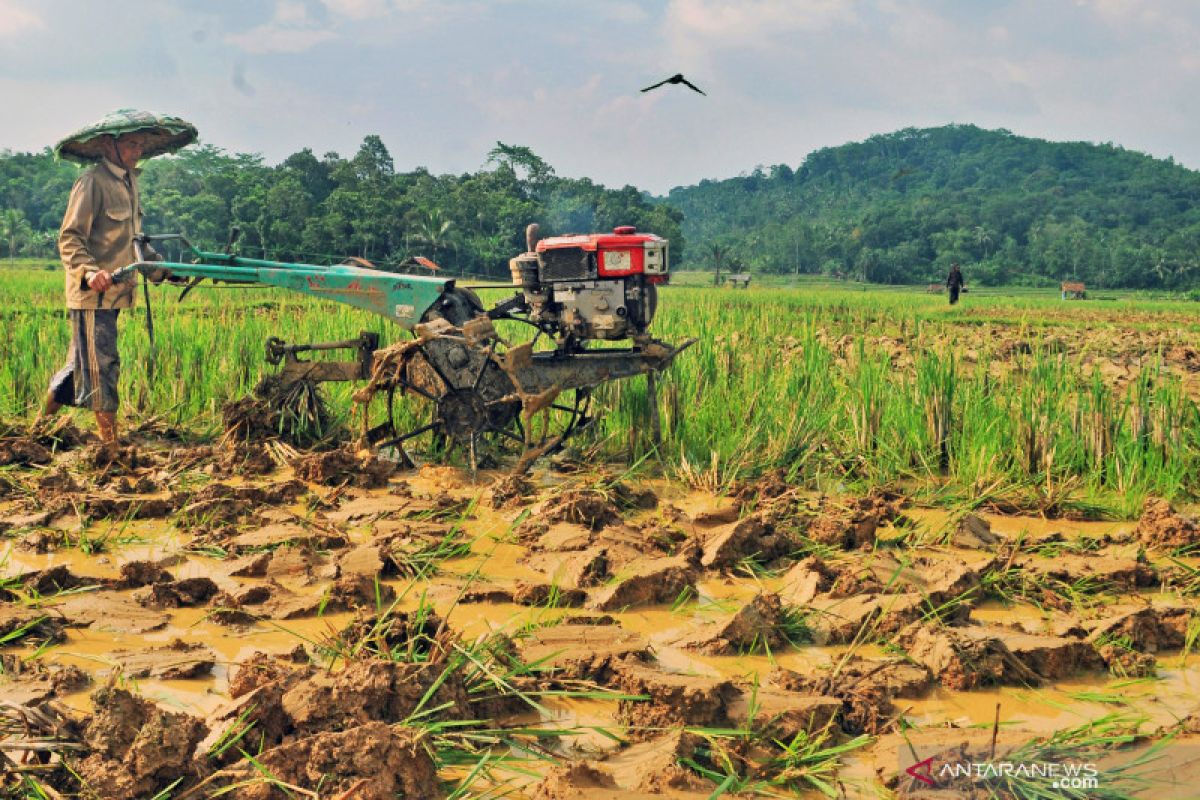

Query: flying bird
[640,73,706,96]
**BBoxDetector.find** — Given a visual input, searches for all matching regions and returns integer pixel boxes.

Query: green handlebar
[116,242,453,328]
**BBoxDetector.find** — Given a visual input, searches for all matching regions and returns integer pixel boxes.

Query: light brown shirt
[59,158,142,309]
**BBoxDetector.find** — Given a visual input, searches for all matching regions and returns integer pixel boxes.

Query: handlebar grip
[111,263,145,283]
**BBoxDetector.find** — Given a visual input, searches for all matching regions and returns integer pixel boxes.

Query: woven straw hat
[54,108,198,164]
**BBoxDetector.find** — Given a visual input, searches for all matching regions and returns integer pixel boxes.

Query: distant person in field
[37,110,196,447]
[946,263,965,305]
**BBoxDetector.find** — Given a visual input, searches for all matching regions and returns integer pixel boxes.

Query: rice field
[3,267,1199,518]
[6,265,1200,799]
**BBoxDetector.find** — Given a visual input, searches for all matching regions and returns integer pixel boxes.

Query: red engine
[508,224,668,343]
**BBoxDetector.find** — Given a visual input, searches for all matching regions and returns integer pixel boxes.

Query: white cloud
[225,0,337,54]
[0,0,44,37]
[320,0,393,20]
[666,0,857,42]
[602,2,650,24]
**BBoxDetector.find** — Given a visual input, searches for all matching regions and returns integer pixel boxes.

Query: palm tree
[415,210,459,274]
[708,242,728,287]
[973,225,993,258]
[0,208,32,267]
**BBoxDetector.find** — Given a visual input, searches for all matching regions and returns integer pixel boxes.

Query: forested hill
[665,124,1200,288]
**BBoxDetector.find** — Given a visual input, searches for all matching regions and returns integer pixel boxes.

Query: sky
[1,0,1198,193]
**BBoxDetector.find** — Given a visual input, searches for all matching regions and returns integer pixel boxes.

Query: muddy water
[5,467,1200,797]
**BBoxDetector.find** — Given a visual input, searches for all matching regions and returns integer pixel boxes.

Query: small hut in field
[1061,281,1087,300]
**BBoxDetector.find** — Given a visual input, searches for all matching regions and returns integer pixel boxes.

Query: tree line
[0,138,683,277]
[4,124,1200,287]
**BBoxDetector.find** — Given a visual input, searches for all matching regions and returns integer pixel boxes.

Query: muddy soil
[3,434,1200,798]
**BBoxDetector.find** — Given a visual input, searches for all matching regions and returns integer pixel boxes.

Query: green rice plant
[915,349,956,475]
[6,270,1200,514]
[681,721,873,798]
[982,563,1112,612]
[994,712,1168,799]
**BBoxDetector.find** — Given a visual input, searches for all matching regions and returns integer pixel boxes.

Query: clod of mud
[614,663,737,739]
[727,688,842,740]
[1,506,63,535]
[1095,642,1158,677]
[211,581,329,621]
[806,493,904,550]
[118,557,183,588]
[518,624,651,683]
[530,522,595,554]
[511,580,588,607]
[779,555,883,603]
[77,685,206,800]
[535,546,611,589]
[1136,497,1199,549]
[673,593,795,654]
[329,572,397,608]
[589,556,696,611]
[897,621,1103,690]
[775,657,932,702]
[335,542,388,580]
[215,722,437,800]
[134,576,219,608]
[37,466,81,493]
[0,654,89,704]
[0,437,53,466]
[77,491,178,521]
[634,514,695,557]
[228,521,348,555]
[950,513,1002,549]
[292,444,396,488]
[108,639,217,680]
[805,591,949,644]
[700,512,793,570]
[729,468,796,508]
[1014,552,1156,592]
[1,419,91,454]
[223,552,271,579]
[282,660,469,734]
[606,730,711,794]
[0,607,66,647]
[321,492,411,524]
[489,472,536,508]
[179,479,309,526]
[330,608,451,663]
[215,441,277,476]
[771,657,932,735]
[1085,604,1191,653]
[56,592,170,634]
[868,552,997,606]
[227,648,313,699]
[16,564,103,595]
[531,489,624,531]
[85,442,157,475]
[530,762,620,800]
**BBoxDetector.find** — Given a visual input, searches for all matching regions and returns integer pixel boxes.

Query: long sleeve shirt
[59,158,142,309]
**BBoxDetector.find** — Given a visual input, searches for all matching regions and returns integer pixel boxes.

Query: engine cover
[553,280,629,340]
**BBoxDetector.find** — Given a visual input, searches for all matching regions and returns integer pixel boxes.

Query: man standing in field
[946,263,965,305]
[38,110,196,446]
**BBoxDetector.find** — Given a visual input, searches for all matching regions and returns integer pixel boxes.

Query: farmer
[946,263,965,305]
[37,110,197,446]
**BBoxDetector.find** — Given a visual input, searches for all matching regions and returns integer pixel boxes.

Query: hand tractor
[115,224,692,469]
